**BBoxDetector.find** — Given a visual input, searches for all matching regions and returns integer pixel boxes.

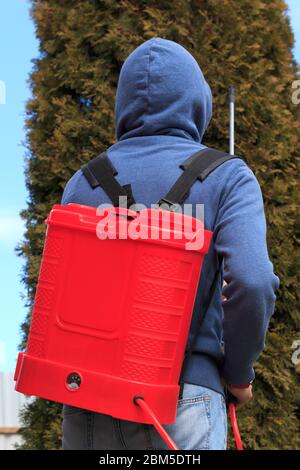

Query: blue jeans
[62,384,227,450]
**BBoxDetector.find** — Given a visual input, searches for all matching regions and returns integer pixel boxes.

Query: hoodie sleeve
[61,171,81,205]
[61,183,71,205]
[214,162,280,385]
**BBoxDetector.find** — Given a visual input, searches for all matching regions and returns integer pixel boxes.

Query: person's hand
[227,384,253,410]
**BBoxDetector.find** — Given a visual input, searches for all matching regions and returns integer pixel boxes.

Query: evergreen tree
[17,0,300,449]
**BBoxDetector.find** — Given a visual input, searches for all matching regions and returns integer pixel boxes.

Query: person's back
[61,38,279,450]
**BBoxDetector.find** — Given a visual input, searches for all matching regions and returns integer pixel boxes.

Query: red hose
[229,403,243,450]
[134,396,179,450]
[134,396,243,451]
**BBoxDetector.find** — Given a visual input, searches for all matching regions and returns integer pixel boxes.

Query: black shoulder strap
[82,147,240,211]
[157,148,241,211]
[82,152,136,208]
[173,148,242,387]
[179,253,223,388]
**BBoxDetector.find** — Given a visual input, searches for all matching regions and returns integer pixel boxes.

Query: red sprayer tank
[14,203,212,425]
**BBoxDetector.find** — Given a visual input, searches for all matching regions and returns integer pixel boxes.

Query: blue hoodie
[61,38,279,395]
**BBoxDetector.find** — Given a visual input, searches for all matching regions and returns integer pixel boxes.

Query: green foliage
[17,398,62,450]
[18,0,299,449]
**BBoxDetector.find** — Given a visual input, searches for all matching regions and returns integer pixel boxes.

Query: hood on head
[115,37,212,143]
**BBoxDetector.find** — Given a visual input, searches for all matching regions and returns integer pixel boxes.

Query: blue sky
[0,1,38,371]
[0,1,299,372]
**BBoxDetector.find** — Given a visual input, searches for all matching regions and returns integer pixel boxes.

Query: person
[60,37,279,450]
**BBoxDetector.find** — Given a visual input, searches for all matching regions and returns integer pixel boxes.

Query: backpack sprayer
[14,86,244,451]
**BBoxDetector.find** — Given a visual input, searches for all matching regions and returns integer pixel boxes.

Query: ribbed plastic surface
[14,203,212,424]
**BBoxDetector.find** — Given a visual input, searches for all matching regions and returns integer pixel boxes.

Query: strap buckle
[156,198,181,213]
